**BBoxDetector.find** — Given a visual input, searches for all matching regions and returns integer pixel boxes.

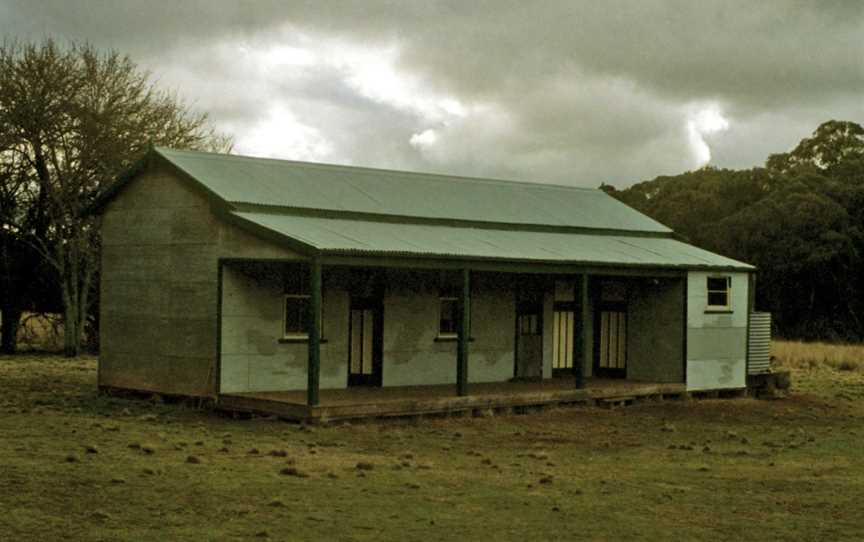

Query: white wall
[382,270,516,386]
[219,265,348,393]
[220,267,520,392]
[686,271,749,391]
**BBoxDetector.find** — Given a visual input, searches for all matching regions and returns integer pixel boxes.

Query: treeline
[603,120,864,341]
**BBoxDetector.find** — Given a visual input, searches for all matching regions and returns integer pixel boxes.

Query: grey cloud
[1,0,862,186]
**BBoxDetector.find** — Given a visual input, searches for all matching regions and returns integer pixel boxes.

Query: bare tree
[0,39,231,356]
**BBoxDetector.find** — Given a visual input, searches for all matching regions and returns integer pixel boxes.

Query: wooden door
[348,299,383,386]
[515,302,543,379]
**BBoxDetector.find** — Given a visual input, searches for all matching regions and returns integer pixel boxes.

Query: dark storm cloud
[1,0,862,185]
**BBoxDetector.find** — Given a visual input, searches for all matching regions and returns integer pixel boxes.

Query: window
[437,272,470,339]
[706,276,731,310]
[284,294,311,338]
[282,269,322,340]
[438,272,459,337]
[552,310,575,370]
[439,296,459,337]
[519,313,539,335]
[554,280,575,302]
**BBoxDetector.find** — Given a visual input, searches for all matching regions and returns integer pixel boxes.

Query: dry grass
[8,312,64,351]
[772,340,864,401]
[1,352,863,541]
[773,340,864,372]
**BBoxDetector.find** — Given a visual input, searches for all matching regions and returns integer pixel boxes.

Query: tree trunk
[63,299,79,358]
[59,240,97,358]
[61,271,79,358]
[0,304,22,354]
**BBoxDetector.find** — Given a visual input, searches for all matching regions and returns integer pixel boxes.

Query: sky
[1,0,862,187]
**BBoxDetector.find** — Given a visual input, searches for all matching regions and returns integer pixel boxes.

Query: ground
[1,342,862,541]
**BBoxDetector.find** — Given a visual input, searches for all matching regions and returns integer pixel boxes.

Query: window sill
[704,309,733,314]
[434,336,476,342]
[278,337,330,344]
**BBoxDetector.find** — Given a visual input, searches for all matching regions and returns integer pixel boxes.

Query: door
[594,303,627,378]
[515,301,543,379]
[552,309,576,376]
[348,298,383,387]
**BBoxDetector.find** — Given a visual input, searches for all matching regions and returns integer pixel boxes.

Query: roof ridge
[230,202,674,238]
[154,146,600,193]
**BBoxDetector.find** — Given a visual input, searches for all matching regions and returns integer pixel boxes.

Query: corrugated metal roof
[156,147,671,233]
[232,211,754,269]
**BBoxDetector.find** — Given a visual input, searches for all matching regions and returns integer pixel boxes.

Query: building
[93,147,762,421]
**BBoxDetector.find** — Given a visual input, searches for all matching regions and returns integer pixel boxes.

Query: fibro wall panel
[100,280,168,318]
[218,222,302,260]
[99,164,221,397]
[218,265,347,393]
[101,245,168,281]
[159,317,216,359]
[100,316,164,356]
[686,271,749,391]
[469,274,517,383]
[102,207,175,246]
[382,271,453,386]
[382,270,517,386]
[109,164,210,210]
[163,281,217,320]
[101,160,310,397]
[627,278,685,383]
[98,352,214,396]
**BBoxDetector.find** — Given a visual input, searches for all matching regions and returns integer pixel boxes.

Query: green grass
[1,351,863,541]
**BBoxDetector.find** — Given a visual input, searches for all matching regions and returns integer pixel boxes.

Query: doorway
[514,300,544,379]
[594,302,627,378]
[348,298,383,387]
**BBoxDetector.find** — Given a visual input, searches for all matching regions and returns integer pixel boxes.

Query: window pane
[707,277,728,291]
[440,298,457,334]
[554,280,575,302]
[553,310,575,369]
[707,292,728,307]
[284,269,309,295]
[285,297,309,334]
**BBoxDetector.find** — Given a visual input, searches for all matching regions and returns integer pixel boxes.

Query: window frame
[283,293,312,340]
[705,276,732,311]
[282,293,325,341]
[437,294,460,339]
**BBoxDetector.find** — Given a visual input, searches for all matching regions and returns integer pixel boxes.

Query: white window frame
[706,276,732,311]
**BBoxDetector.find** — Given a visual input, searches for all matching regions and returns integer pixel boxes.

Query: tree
[605,119,864,342]
[766,120,864,173]
[0,40,231,356]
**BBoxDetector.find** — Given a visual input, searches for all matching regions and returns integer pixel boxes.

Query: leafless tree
[0,39,231,356]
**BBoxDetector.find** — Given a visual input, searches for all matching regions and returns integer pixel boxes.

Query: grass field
[1,341,862,541]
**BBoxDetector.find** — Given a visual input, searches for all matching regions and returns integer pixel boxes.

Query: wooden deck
[217,378,688,423]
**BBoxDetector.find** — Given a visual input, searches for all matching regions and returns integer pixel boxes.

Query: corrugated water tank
[748,312,772,374]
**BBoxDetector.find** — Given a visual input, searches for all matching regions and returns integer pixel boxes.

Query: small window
[284,294,311,338]
[706,276,731,310]
[439,296,459,337]
[282,269,322,339]
[554,280,575,302]
[518,314,539,335]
